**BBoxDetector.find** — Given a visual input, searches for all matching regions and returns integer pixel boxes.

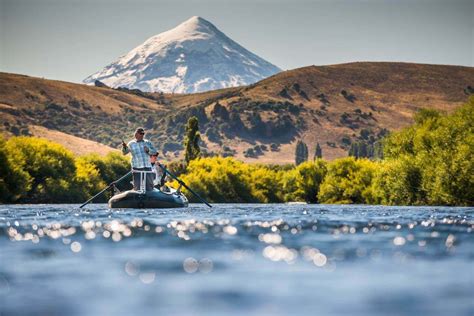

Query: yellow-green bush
[177,157,327,204]
[177,157,259,202]
[0,137,31,202]
[77,152,130,198]
[4,137,76,202]
[0,137,131,203]
[175,157,286,203]
[74,156,107,201]
[318,157,377,204]
[368,156,424,205]
[383,98,474,205]
[281,159,327,203]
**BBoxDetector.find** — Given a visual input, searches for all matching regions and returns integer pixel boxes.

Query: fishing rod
[157,162,212,208]
[79,170,132,208]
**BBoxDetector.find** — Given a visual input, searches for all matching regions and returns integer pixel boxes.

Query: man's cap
[135,127,145,133]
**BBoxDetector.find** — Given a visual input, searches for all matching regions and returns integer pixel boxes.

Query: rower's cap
[135,127,145,133]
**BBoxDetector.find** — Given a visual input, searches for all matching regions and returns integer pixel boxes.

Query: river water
[0,204,473,316]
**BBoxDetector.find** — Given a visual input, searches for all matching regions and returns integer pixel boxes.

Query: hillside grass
[1,62,472,163]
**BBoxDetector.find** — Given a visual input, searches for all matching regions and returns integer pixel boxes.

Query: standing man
[122,127,158,191]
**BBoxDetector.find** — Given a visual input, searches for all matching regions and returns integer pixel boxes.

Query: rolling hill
[1,62,473,163]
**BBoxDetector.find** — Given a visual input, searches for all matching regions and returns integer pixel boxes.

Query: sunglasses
[137,132,145,135]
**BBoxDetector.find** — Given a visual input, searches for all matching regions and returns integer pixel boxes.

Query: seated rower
[149,152,169,191]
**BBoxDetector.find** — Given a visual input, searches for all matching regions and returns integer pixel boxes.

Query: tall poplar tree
[184,116,201,164]
[295,140,308,165]
[314,143,322,159]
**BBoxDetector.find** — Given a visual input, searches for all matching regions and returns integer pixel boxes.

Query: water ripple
[1,204,473,316]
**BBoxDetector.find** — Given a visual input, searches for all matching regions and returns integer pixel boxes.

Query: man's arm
[145,140,158,155]
[122,140,131,155]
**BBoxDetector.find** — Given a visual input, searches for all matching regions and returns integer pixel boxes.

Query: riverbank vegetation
[178,99,473,206]
[0,99,472,205]
[0,137,129,203]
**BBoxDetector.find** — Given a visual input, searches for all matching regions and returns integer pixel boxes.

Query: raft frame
[108,169,189,209]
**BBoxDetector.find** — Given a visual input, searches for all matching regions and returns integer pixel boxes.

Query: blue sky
[1,0,472,83]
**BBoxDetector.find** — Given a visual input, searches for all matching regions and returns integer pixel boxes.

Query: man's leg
[132,170,140,190]
[146,172,154,191]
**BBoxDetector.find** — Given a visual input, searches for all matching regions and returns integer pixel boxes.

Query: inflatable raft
[109,187,188,209]
[80,167,207,210]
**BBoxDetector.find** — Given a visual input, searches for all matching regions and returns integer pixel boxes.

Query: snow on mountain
[83,16,281,93]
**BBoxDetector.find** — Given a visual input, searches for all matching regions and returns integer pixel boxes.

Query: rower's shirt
[122,139,157,168]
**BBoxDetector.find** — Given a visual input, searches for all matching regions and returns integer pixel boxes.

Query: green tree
[314,143,322,159]
[348,143,358,158]
[184,116,201,164]
[373,141,384,160]
[295,140,308,165]
[413,108,441,125]
[358,142,368,158]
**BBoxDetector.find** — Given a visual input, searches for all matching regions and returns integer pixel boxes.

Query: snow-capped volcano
[83,16,281,93]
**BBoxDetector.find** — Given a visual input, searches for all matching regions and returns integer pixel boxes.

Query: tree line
[177,98,473,206]
[0,98,472,205]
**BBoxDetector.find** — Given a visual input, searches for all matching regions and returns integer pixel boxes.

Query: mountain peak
[84,17,281,93]
[158,15,220,41]
[181,16,213,28]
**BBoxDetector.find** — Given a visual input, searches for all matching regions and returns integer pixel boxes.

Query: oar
[157,163,212,208]
[79,170,132,208]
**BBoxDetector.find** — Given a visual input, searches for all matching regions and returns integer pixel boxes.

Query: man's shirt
[122,139,157,168]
